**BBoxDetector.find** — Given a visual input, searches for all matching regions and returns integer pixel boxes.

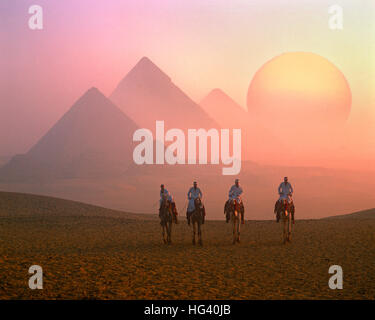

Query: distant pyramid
[0,87,138,181]
[110,57,218,130]
[200,88,285,162]
[200,88,248,128]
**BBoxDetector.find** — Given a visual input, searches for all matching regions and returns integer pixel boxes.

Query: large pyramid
[110,57,218,131]
[0,87,138,181]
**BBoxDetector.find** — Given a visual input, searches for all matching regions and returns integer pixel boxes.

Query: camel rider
[278,177,293,201]
[227,179,245,224]
[187,181,204,225]
[274,177,294,222]
[159,184,178,223]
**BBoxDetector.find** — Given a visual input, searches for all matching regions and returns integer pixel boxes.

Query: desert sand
[0,191,374,300]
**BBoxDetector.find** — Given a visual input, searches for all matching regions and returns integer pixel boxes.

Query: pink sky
[0,0,374,170]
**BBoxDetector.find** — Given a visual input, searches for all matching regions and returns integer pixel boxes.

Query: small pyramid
[200,88,248,128]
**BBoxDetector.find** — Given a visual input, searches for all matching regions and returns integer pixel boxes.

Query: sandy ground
[1,210,374,299]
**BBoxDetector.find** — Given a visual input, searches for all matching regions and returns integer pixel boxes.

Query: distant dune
[0,191,155,220]
[0,191,373,221]
[324,208,375,220]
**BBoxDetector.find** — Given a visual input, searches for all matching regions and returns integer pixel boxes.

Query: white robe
[278,182,293,200]
[229,185,243,202]
[160,189,173,205]
[187,187,202,212]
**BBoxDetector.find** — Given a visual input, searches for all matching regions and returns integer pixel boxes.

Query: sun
[247,52,351,123]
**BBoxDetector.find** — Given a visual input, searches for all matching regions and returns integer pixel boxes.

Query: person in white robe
[227,179,245,224]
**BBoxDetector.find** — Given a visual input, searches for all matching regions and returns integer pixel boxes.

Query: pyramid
[0,87,138,180]
[110,57,218,131]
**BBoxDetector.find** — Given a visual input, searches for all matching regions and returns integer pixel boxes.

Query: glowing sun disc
[247,52,352,122]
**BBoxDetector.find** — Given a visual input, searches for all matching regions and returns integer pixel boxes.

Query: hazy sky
[1,0,374,160]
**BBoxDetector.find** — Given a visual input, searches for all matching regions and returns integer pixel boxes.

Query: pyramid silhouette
[111,57,218,130]
[0,88,138,180]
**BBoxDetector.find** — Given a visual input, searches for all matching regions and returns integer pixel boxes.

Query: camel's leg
[162,224,167,244]
[166,221,169,243]
[198,222,202,246]
[234,217,238,244]
[290,214,293,241]
[192,221,196,245]
[232,214,236,245]
[237,218,241,243]
[168,221,172,244]
[166,222,169,244]
[287,214,292,242]
[283,214,287,244]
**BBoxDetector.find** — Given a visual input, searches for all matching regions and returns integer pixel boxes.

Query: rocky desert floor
[0,192,374,300]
